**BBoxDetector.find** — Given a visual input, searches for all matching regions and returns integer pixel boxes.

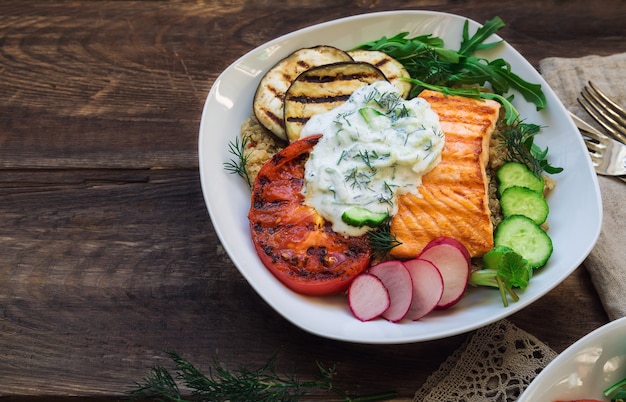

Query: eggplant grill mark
[300,71,380,84]
[296,60,311,70]
[265,108,283,127]
[287,94,351,104]
[374,59,390,68]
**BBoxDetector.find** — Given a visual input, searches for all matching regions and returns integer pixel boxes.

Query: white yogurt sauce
[301,80,445,236]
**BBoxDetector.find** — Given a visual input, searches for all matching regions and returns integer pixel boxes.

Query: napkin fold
[540,52,626,320]
[413,320,557,402]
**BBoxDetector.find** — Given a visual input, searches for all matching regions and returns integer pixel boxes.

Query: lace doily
[413,319,557,402]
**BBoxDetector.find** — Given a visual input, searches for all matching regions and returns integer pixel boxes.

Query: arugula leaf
[402,78,522,126]
[354,32,459,64]
[458,16,505,56]
[353,16,546,112]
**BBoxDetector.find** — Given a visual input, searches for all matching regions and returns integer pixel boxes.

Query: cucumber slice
[359,107,386,128]
[494,215,553,268]
[342,206,388,228]
[500,186,549,225]
[496,162,544,195]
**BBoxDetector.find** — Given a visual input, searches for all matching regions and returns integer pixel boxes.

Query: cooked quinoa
[240,116,285,185]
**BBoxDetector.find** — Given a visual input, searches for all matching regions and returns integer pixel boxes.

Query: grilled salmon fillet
[390,90,501,258]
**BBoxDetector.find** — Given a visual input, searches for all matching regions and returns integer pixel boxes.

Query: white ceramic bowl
[198,10,602,344]
[519,317,626,401]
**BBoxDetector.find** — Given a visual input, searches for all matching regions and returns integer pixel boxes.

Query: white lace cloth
[413,319,557,402]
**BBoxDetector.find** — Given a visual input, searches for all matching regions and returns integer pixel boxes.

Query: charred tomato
[248,134,371,296]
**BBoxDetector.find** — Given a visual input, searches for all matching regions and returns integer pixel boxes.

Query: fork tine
[578,125,605,142]
[582,137,604,155]
[578,81,626,143]
[582,84,626,128]
[578,92,626,144]
[588,81,626,119]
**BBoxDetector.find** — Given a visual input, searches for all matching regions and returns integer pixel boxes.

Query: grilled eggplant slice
[253,45,353,141]
[348,49,412,99]
[284,62,387,142]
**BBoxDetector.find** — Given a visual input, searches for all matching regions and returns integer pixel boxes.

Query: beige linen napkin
[540,52,626,320]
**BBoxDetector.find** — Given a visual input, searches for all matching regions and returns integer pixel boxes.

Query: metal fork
[578,81,626,144]
[570,112,626,183]
[578,126,626,177]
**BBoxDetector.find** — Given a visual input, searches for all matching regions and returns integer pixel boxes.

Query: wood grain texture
[0,0,623,399]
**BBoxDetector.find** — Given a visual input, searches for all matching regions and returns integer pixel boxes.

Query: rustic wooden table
[1,1,624,400]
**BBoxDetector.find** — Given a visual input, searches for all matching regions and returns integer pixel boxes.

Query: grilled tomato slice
[248,134,371,296]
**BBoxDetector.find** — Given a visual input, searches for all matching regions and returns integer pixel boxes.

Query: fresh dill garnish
[377,181,395,206]
[224,135,252,188]
[356,150,377,173]
[496,121,563,176]
[334,110,354,127]
[345,168,373,191]
[128,352,397,402]
[374,92,402,113]
[363,87,380,104]
[394,103,410,119]
[337,149,349,165]
[367,218,402,258]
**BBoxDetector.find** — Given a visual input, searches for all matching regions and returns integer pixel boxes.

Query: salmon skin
[390,90,501,259]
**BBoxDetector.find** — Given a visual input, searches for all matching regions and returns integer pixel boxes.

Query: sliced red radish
[403,259,444,320]
[347,273,390,321]
[369,260,413,322]
[418,237,471,309]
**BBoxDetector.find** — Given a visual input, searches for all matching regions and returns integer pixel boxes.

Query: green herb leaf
[129,352,397,402]
[496,120,563,176]
[367,217,402,259]
[224,135,252,188]
[469,246,533,307]
[458,16,505,56]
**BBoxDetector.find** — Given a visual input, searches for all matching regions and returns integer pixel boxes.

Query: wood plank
[0,0,623,399]
[0,169,608,398]
[1,0,625,169]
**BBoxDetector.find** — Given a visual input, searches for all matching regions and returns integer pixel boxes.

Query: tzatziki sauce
[300,80,445,237]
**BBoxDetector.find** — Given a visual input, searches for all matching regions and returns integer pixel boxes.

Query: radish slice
[369,260,413,322]
[418,237,471,309]
[347,273,390,321]
[403,259,444,320]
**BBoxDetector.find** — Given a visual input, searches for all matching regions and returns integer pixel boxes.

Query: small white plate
[198,10,602,344]
[519,317,626,401]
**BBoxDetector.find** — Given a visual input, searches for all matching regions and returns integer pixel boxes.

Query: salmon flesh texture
[390,90,501,259]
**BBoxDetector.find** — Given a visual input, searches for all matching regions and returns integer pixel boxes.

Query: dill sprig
[496,121,563,176]
[367,218,402,259]
[128,352,397,402]
[224,135,252,188]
